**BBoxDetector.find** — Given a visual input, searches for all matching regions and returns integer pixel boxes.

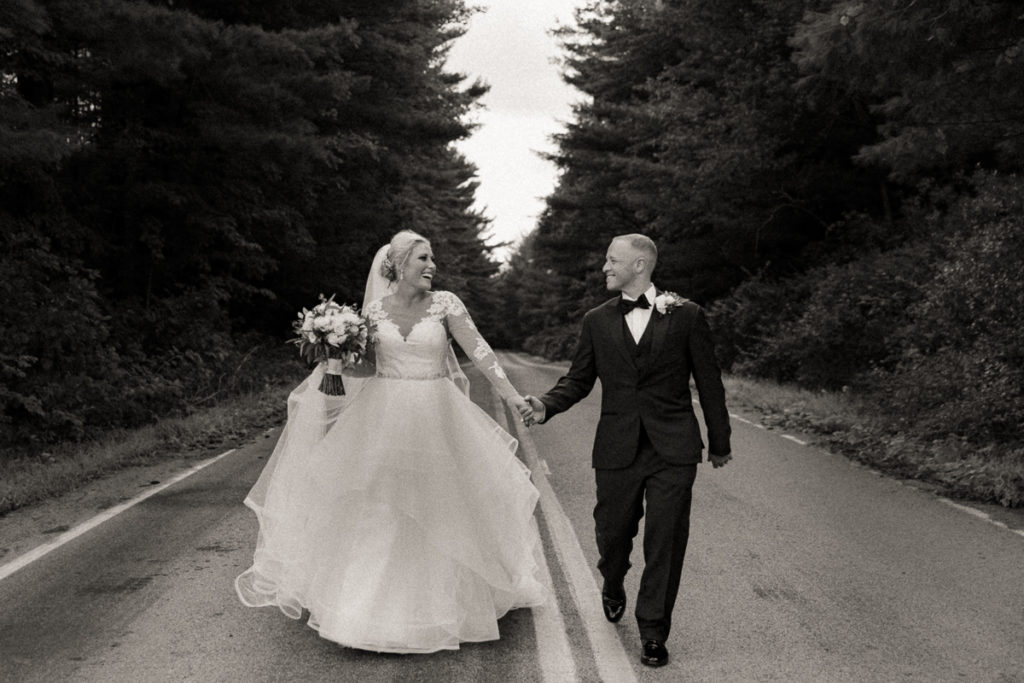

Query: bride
[235,230,547,653]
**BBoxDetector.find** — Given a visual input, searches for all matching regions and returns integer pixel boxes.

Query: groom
[525,234,731,668]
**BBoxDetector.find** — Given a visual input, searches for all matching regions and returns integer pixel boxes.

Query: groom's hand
[523,395,546,426]
[508,395,534,426]
[709,453,732,468]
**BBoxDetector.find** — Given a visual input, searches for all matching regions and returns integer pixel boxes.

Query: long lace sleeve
[434,292,519,401]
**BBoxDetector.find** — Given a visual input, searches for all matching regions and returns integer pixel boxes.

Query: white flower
[488,362,507,380]
[291,296,367,372]
[339,311,361,326]
[653,291,687,315]
[472,338,491,361]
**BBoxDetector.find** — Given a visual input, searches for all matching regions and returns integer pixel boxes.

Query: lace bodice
[363,291,518,400]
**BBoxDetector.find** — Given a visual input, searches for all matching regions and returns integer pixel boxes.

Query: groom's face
[603,240,639,292]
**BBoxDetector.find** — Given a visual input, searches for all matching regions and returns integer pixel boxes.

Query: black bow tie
[618,294,650,315]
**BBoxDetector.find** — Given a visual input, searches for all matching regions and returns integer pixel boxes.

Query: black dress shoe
[601,588,626,623]
[641,640,668,667]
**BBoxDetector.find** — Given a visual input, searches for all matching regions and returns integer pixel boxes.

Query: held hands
[505,394,545,427]
[508,395,534,426]
[523,395,546,427]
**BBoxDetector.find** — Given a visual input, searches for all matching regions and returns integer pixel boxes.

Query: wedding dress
[235,290,547,653]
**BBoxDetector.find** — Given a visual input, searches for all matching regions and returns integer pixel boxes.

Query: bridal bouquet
[292,294,368,396]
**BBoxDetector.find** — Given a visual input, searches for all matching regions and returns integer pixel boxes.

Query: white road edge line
[691,367,1024,540]
[490,390,578,683]
[937,498,1024,540]
[503,358,1007,651]
[492,388,638,683]
[0,448,238,584]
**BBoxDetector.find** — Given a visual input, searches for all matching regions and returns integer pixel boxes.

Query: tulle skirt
[235,367,547,653]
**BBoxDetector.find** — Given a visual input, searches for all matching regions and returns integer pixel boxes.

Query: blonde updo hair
[380,230,430,282]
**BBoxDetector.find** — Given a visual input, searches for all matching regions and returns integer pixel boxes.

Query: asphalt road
[0,352,1022,682]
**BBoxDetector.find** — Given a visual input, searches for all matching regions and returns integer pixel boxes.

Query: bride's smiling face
[401,243,436,291]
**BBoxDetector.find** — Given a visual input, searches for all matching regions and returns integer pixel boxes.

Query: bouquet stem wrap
[319,356,346,396]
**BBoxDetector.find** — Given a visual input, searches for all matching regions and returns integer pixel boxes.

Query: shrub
[868,172,1024,446]
[0,231,121,447]
[708,273,814,377]
[712,170,1024,456]
[757,246,936,389]
[523,323,580,361]
[0,233,296,458]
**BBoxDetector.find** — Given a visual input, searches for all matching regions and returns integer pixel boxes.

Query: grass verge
[0,381,292,516]
[724,375,1024,508]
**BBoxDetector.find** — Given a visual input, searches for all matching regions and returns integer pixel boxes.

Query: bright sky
[446,0,584,260]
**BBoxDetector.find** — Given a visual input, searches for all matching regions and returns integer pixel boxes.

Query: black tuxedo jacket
[540,293,731,469]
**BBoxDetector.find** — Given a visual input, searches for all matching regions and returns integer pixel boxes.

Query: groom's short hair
[613,233,657,272]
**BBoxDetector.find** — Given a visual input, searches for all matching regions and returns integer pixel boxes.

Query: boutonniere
[653,291,687,315]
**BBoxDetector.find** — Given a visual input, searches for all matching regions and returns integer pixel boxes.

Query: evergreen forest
[2,0,502,454]
[496,0,1023,505]
[2,1,1022,506]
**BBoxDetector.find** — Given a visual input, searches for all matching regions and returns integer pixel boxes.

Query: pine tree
[1,0,498,451]
[0,0,124,446]
[792,0,1024,182]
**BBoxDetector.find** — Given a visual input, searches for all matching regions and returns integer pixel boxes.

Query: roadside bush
[867,172,1024,446]
[0,236,296,458]
[0,231,120,448]
[708,274,813,377]
[523,323,580,361]
[754,246,936,389]
[708,242,936,390]
[713,170,1023,465]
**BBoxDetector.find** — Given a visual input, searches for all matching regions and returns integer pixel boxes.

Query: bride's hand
[508,395,534,426]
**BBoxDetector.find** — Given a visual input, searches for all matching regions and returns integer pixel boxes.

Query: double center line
[491,354,638,683]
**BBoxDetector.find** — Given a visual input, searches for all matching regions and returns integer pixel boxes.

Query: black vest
[622,314,654,368]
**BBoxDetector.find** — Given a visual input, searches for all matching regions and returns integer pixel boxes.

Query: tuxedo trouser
[593,424,697,642]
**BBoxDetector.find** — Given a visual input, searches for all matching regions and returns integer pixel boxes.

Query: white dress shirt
[622,284,657,344]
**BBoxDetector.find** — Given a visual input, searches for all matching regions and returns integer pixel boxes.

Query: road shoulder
[0,430,277,569]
